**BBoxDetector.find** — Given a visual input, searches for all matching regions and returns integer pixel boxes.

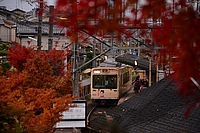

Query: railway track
[54,90,135,133]
[87,104,115,127]
[87,89,135,125]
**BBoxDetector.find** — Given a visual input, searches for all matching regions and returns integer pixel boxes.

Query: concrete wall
[0,25,16,42]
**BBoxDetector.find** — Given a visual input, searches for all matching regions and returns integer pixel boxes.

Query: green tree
[0,42,8,56]
[0,62,11,75]
[0,42,11,75]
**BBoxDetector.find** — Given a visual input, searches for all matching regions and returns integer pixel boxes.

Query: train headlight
[94,70,100,74]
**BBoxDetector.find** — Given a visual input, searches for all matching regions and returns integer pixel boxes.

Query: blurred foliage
[0,62,11,75]
[0,43,9,56]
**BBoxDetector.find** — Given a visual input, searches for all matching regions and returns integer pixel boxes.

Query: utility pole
[48,5,54,51]
[156,62,159,82]
[72,37,79,99]
[111,32,114,58]
[37,0,43,50]
[93,36,96,68]
[149,58,152,87]
[72,0,79,99]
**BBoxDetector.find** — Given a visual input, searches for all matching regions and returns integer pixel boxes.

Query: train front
[90,68,119,105]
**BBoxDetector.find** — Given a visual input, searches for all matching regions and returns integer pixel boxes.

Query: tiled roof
[12,8,26,13]
[16,21,65,35]
[89,75,200,133]
[3,19,15,25]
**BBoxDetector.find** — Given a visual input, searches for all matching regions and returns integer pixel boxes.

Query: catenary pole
[37,0,43,50]
[48,5,54,51]
[72,0,79,99]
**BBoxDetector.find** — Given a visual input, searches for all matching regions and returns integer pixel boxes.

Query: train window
[123,71,130,84]
[105,75,117,89]
[93,75,104,88]
[93,75,117,89]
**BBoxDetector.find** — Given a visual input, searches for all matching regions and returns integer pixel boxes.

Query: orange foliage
[47,48,70,76]
[21,88,72,133]
[0,44,73,132]
[7,43,34,72]
[0,66,2,74]
[23,51,54,89]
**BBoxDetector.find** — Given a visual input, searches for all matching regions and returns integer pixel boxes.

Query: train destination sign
[55,100,87,128]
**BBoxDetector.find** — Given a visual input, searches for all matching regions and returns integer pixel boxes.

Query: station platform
[117,89,136,105]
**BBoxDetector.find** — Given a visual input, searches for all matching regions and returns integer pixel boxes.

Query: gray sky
[0,0,56,11]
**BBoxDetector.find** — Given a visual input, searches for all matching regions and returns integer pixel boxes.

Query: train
[90,59,133,105]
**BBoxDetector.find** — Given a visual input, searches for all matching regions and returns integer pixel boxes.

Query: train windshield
[92,75,117,89]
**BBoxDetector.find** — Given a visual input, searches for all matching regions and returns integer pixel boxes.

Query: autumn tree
[0,43,73,132]
[7,43,73,96]
[7,43,34,72]
[47,48,70,76]
[0,71,73,132]
[23,49,73,96]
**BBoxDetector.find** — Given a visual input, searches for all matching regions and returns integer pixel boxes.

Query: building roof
[0,7,65,36]
[12,8,26,13]
[89,75,200,133]
[116,53,157,72]
[16,21,65,36]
